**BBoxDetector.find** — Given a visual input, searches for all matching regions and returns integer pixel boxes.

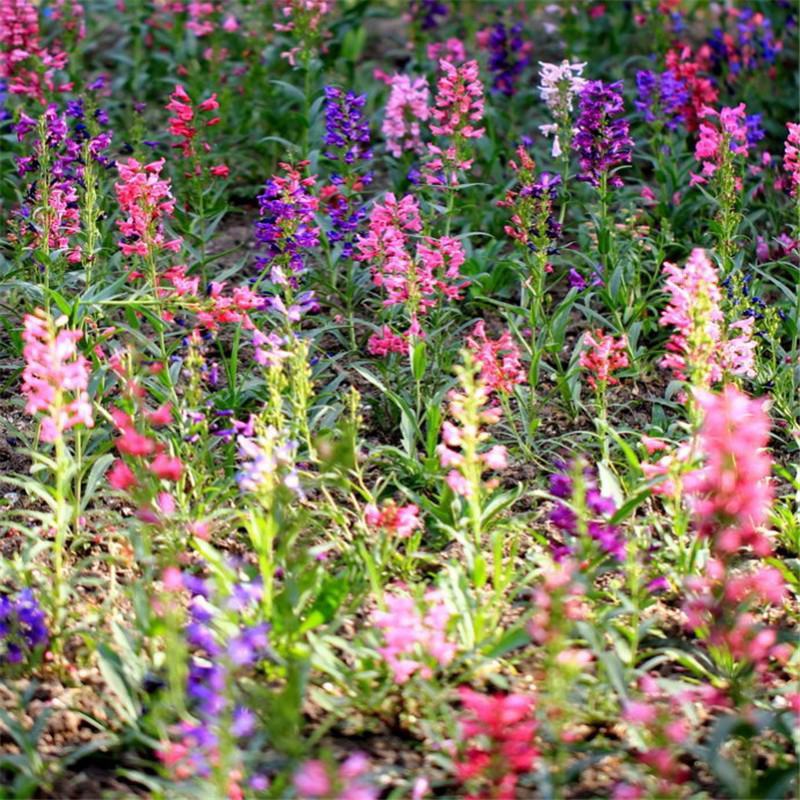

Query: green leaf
[411,339,427,382]
[298,576,349,634]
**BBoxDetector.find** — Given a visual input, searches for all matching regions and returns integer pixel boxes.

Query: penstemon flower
[690,103,750,186]
[156,572,268,799]
[455,687,538,800]
[407,0,448,32]
[274,0,335,66]
[783,121,800,199]
[0,0,71,103]
[664,46,719,132]
[165,84,227,177]
[294,753,376,800]
[680,386,787,698]
[321,86,373,258]
[371,588,457,684]
[381,74,430,158]
[356,192,468,350]
[537,59,586,157]
[659,248,755,392]
[548,459,625,563]
[466,320,526,395]
[477,20,532,97]
[0,588,49,666]
[364,500,421,539]
[254,161,320,287]
[437,352,507,545]
[423,58,485,186]
[322,86,372,166]
[429,59,485,139]
[12,102,112,269]
[21,308,93,442]
[579,329,628,391]
[634,69,689,131]
[115,157,183,258]
[573,80,633,189]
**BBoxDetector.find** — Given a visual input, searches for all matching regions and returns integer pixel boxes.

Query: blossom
[367,325,406,357]
[658,248,755,386]
[323,86,372,165]
[150,453,184,482]
[0,588,49,664]
[274,0,334,64]
[537,59,586,156]
[114,158,183,257]
[691,103,750,184]
[477,20,531,97]
[408,0,448,31]
[0,0,70,103]
[548,461,625,562]
[254,161,319,284]
[634,69,689,130]
[783,122,800,198]
[664,46,719,132]
[497,147,562,253]
[573,80,633,189]
[294,754,376,800]
[165,84,226,176]
[372,589,456,684]
[684,386,773,553]
[455,688,538,799]
[364,500,421,538]
[429,59,485,140]
[159,575,267,785]
[579,329,628,390]
[21,309,93,442]
[466,320,526,395]
[382,74,430,157]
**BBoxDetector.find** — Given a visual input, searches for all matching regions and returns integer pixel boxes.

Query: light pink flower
[382,74,430,157]
[21,309,93,442]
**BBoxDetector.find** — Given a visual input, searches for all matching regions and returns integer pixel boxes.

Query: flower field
[1,1,799,797]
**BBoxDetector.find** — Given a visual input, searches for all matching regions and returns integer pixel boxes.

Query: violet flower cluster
[548,461,625,563]
[322,86,372,167]
[573,80,634,189]
[14,100,112,263]
[408,0,447,31]
[162,573,269,780]
[707,8,778,77]
[635,70,689,131]
[482,21,531,97]
[321,86,373,258]
[254,161,320,286]
[0,588,48,665]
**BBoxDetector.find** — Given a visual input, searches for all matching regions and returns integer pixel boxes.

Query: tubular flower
[455,688,538,800]
[579,329,628,390]
[684,386,773,552]
[466,320,526,395]
[573,80,633,189]
[0,0,71,103]
[538,59,586,157]
[371,589,457,684]
[165,84,227,175]
[21,309,93,442]
[691,103,750,185]
[114,158,183,258]
[254,161,320,285]
[429,58,485,140]
[477,20,532,97]
[783,122,800,198]
[382,74,430,158]
[658,248,755,387]
[364,500,421,539]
